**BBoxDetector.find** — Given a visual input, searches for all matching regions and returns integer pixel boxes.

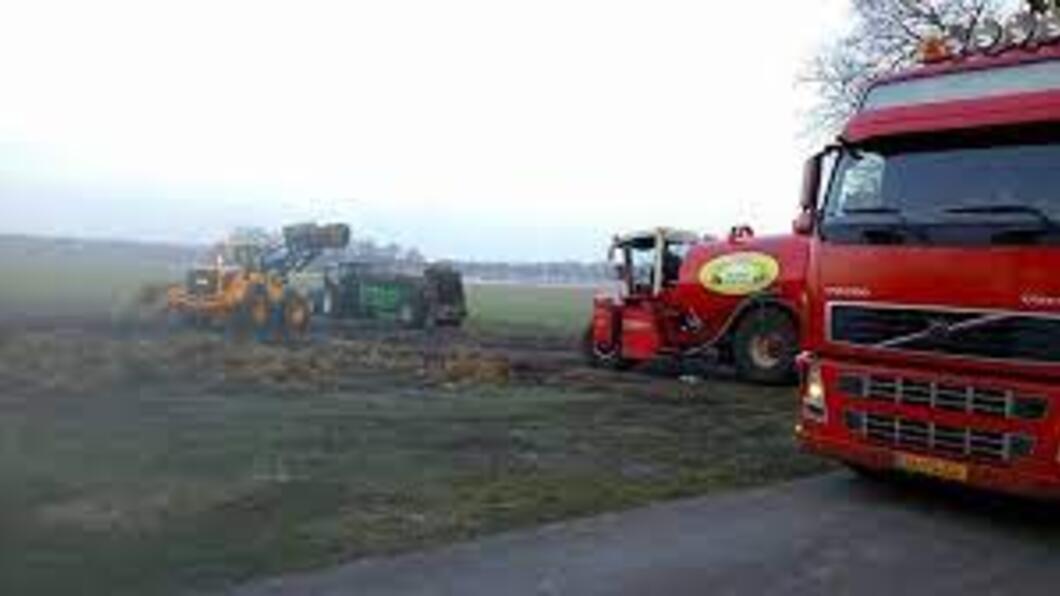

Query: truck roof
[845,42,1060,143]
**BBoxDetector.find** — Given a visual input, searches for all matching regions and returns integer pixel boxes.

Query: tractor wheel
[283,293,312,340]
[581,326,633,371]
[397,303,416,328]
[731,307,798,385]
[322,286,336,317]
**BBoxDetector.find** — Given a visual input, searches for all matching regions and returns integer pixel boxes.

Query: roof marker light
[919,9,1060,64]
[1034,11,1060,44]
[1005,12,1038,47]
[918,36,952,63]
[972,18,1004,53]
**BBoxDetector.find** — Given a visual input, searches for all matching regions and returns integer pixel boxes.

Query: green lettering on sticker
[698,252,780,296]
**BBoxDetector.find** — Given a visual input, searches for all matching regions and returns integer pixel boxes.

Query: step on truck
[796,9,1060,498]
[585,226,808,384]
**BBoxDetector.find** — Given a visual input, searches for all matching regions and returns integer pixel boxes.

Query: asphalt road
[231,472,1060,596]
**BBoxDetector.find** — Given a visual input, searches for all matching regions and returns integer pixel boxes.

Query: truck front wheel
[731,307,798,385]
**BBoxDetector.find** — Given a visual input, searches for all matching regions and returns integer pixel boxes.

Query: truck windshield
[822,126,1060,246]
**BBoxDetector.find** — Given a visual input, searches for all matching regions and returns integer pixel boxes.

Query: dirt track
[0,315,733,400]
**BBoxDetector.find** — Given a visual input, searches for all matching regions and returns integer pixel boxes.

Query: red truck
[585,226,808,384]
[796,13,1060,498]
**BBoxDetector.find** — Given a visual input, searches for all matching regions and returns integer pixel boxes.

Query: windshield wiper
[943,204,1060,231]
[840,207,928,243]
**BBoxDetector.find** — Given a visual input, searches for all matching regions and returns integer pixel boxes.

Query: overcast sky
[0,0,849,261]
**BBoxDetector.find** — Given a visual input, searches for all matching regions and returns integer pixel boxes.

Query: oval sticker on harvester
[698,252,780,296]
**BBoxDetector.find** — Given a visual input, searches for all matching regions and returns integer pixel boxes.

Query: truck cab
[796,16,1060,498]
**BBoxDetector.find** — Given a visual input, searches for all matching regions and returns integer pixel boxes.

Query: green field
[0,236,599,332]
[465,283,600,335]
[0,236,184,319]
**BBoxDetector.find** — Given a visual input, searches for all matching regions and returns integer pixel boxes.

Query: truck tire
[581,326,633,371]
[731,307,798,385]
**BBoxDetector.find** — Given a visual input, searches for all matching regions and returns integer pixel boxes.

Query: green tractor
[319,262,467,328]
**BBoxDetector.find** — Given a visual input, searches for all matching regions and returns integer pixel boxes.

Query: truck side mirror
[793,150,827,236]
[800,152,823,213]
[792,211,815,235]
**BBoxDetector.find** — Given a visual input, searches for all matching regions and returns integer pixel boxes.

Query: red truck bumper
[798,425,1060,500]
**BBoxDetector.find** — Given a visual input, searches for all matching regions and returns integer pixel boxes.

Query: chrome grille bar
[838,372,1048,421]
[847,411,1035,463]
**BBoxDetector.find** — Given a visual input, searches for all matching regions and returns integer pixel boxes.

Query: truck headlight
[803,362,827,422]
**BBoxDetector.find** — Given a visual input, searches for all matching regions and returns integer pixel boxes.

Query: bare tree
[803,0,1019,136]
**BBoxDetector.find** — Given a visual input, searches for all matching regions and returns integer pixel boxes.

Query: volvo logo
[924,319,955,341]
[825,286,871,299]
[1022,294,1060,309]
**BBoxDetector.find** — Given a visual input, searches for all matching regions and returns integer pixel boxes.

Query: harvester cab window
[661,241,688,287]
[629,245,656,295]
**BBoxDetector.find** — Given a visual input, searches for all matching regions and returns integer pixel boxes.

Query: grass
[0,236,827,594]
[465,283,601,335]
[0,236,184,319]
[0,331,827,596]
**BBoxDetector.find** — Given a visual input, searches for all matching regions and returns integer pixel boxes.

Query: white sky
[0,0,849,261]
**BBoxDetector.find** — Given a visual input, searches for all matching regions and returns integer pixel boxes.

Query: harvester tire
[732,307,798,385]
[582,326,633,371]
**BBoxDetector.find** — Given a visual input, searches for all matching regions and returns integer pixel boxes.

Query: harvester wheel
[732,307,798,385]
[283,293,312,340]
[582,326,632,371]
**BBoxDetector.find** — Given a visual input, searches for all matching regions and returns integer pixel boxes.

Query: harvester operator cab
[609,228,697,298]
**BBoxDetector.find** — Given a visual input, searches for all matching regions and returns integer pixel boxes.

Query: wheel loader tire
[581,326,633,371]
[732,307,798,385]
[227,301,254,342]
[244,285,272,342]
[283,293,312,340]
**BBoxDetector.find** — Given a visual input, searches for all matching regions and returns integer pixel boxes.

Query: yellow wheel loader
[165,223,349,341]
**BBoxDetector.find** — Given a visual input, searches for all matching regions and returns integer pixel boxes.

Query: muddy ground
[0,318,827,596]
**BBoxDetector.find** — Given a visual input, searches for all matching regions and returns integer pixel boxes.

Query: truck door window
[827,153,885,216]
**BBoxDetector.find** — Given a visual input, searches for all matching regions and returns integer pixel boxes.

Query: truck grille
[837,372,1048,421]
[829,303,1060,365]
[844,411,1035,463]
